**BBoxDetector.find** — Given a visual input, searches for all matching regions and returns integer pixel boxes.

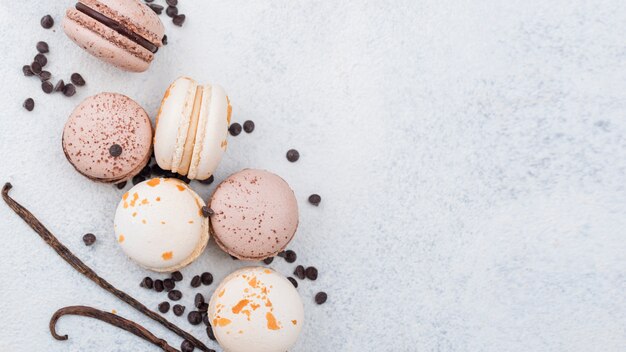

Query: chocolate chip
[166,6,178,17]
[40,15,54,29]
[54,80,65,92]
[194,293,204,308]
[154,279,164,292]
[132,175,145,185]
[200,272,213,285]
[166,0,178,6]
[34,54,47,67]
[230,255,238,260]
[30,62,42,75]
[176,173,191,184]
[115,181,127,190]
[158,301,170,313]
[294,265,305,280]
[277,251,286,258]
[168,290,182,301]
[171,271,183,282]
[181,340,194,352]
[286,149,300,162]
[140,165,151,178]
[163,278,175,291]
[305,266,318,280]
[287,277,298,288]
[284,249,297,263]
[23,98,34,111]
[36,41,49,53]
[162,35,168,45]
[62,83,76,97]
[22,65,34,76]
[145,0,154,2]
[197,303,208,312]
[228,122,242,136]
[71,73,85,86]
[109,144,122,157]
[82,233,96,246]
[201,206,214,218]
[243,120,255,133]
[263,257,274,265]
[39,71,51,81]
[148,4,164,14]
[315,292,328,304]
[140,277,154,289]
[187,311,202,325]
[207,323,216,340]
[203,314,210,326]
[173,14,186,26]
[41,81,53,94]
[173,304,185,316]
[198,175,214,185]
[190,275,201,288]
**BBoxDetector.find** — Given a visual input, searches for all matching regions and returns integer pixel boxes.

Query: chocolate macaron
[62,92,153,183]
[209,169,299,260]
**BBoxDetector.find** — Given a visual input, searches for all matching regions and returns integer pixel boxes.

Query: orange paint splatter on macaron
[266,312,280,330]
[118,235,125,243]
[218,289,225,297]
[214,317,231,327]
[147,178,161,187]
[232,299,249,314]
[176,185,186,192]
[162,251,173,260]
[292,320,297,325]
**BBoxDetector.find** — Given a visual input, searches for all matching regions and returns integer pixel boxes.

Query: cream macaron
[154,77,232,180]
[208,267,304,352]
[114,177,209,272]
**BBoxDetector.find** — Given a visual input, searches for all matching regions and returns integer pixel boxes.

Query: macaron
[62,92,152,183]
[113,178,209,272]
[63,0,165,72]
[154,77,232,180]
[208,267,304,352]
[209,169,299,260]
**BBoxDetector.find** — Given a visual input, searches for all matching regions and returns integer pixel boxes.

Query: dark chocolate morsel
[315,292,328,304]
[200,272,213,285]
[22,65,34,76]
[62,83,76,97]
[287,277,298,288]
[305,266,319,280]
[228,123,242,136]
[201,206,214,218]
[166,0,178,6]
[181,340,195,352]
[109,144,122,157]
[173,14,186,27]
[190,275,201,288]
[23,98,35,111]
[154,279,164,292]
[294,265,305,280]
[263,257,274,265]
[54,80,65,92]
[194,293,204,308]
[171,271,183,282]
[163,278,175,291]
[115,181,127,190]
[243,120,255,133]
[187,311,202,325]
[140,277,154,289]
[166,6,178,17]
[36,41,49,53]
[206,323,216,340]
[168,290,182,301]
[82,233,96,246]
[71,73,86,86]
[173,304,185,316]
[41,81,53,94]
[198,175,214,185]
[286,149,300,162]
[30,61,42,74]
[284,250,297,263]
[40,15,54,29]
[39,71,51,82]
[158,301,170,313]
[308,194,321,206]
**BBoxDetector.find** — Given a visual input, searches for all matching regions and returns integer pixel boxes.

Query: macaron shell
[208,267,304,352]
[63,8,152,72]
[114,178,209,272]
[62,92,152,182]
[209,169,299,260]
[188,84,231,180]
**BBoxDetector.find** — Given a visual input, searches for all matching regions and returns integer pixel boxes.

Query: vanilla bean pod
[2,183,213,352]
[50,306,179,352]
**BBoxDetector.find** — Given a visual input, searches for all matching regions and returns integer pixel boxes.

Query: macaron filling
[75,2,159,53]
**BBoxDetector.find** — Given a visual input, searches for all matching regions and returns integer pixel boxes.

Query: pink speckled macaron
[209,169,299,260]
[62,92,153,183]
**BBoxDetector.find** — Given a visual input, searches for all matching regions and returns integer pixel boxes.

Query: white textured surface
[0,1,625,351]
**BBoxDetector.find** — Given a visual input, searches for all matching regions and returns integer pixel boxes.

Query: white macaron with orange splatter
[113,177,209,272]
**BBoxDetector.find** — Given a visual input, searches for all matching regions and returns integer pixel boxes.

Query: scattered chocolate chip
[145,0,154,2]
[305,266,318,280]
[163,278,175,291]
[148,4,164,14]
[230,255,238,260]
[40,15,54,29]
[228,123,242,136]
[243,120,255,133]
[315,292,328,304]
[158,301,170,313]
[190,275,201,288]
[41,81,53,94]
[166,6,178,17]
[71,73,85,86]
[194,293,204,308]
[173,14,186,26]
[109,144,122,157]
[132,174,145,185]
[197,303,208,312]
[23,98,34,111]
[187,311,202,325]
[201,206,214,218]
[22,65,34,76]
[168,290,182,301]
[294,265,305,280]
[198,175,214,185]
[200,272,213,285]
[284,250,297,263]
[39,70,51,81]
[62,83,76,97]
[140,277,154,289]
[54,80,65,92]
[30,61,42,75]
[263,257,274,265]
[181,340,194,352]
[34,54,47,67]
[140,165,151,178]
[287,277,298,288]
[176,173,191,184]
[154,279,164,292]
[82,233,96,246]
[36,41,49,53]
[206,323,216,340]
[162,35,168,45]
[277,251,286,258]
[171,271,183,282]
[173,304,185,316]
[115,181,127,190]
[286,149,300,162]
[308,194,321,206]
[166,0,178,6]
[203,314,210,326]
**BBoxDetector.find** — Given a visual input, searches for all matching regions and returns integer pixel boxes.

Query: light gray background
[1,0,625,351]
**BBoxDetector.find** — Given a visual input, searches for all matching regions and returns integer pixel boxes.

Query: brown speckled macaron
[62,92,153,183]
